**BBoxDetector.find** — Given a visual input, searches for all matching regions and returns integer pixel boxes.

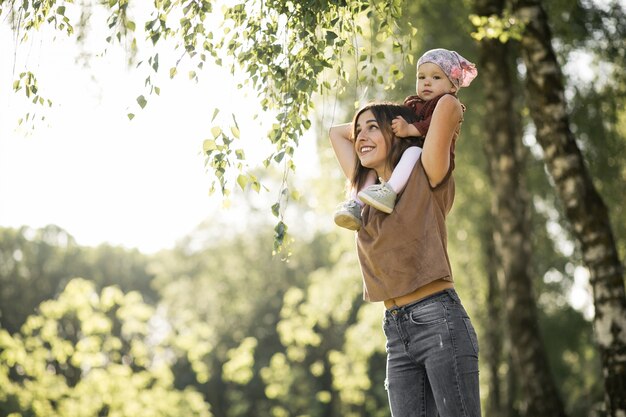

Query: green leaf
[295,79,308,91]
[210,127,222,138]
[127,113,135,120]
[236,174,248,190]
[136,95,147,109]
[152,53,159,71]
[274,221,286,236]
[271,203,280,218]
[211,108,220,122]
[274,151,285,163]
[169,67,177,78]
[230,126,240,139]
[203,139,217,152]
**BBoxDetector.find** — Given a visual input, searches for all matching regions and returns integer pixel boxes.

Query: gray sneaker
[334,199,362,231]
[358,181,397,213]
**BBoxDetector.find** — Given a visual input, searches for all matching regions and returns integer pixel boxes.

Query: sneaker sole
[334,213,361,231]
[358,194,394,214]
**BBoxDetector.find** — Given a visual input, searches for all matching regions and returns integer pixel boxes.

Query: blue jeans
[383,289,481,417]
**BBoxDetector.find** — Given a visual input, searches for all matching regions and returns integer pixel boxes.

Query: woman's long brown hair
[350,102,424,190]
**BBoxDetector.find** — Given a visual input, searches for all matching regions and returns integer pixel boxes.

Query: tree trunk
[474,0,568,415]
[514,1,626,415]
[481,220,506,417]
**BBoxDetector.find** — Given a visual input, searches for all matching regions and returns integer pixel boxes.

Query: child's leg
[387,146,422,193]
[334,170,377,231]
[351,169,377,205]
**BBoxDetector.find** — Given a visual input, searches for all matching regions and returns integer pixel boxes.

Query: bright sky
[0,8,317,254]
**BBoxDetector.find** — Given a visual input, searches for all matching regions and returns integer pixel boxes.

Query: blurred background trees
[2,0,625,416]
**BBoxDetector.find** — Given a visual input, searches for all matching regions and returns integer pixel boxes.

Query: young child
[334,48,477,231]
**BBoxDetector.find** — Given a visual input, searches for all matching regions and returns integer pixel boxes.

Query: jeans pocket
[463,317,479,355]
[408,301,446,325]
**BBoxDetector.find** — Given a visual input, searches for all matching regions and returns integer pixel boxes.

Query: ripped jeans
[383,289,481,417]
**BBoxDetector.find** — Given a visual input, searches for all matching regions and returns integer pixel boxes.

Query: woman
[328,72,481,415]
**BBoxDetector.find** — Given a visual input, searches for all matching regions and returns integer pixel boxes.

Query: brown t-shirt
[356,160,455,302]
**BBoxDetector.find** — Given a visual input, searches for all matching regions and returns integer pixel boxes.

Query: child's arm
[329,123,356,180]
[421,95,463,187]
[391,117,423,138]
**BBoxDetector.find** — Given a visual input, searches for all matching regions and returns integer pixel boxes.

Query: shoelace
[372,184,393,196]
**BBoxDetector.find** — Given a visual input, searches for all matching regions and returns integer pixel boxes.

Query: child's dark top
[403,93,465,137]
[404,93,466,166]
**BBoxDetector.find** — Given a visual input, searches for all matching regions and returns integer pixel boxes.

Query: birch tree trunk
[514,0,626,415]
[474,0,568,415]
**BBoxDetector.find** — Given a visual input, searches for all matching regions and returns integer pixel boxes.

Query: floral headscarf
[417,48,478,89]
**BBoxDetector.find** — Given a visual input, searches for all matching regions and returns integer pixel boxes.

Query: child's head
[415,48,477,99]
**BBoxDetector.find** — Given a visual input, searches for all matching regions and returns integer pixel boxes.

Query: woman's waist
[384,279,454,310]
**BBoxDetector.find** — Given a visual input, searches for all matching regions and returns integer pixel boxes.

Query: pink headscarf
[417,48,478,89]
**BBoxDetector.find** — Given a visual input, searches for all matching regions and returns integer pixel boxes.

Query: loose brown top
[356,160,455,302]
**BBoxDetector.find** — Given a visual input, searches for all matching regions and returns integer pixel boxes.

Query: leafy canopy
[2,0,413,252]
[0,278,211,417]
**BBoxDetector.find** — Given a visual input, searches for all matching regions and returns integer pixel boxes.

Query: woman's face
[417,62,456,100]
[354,110,389,176]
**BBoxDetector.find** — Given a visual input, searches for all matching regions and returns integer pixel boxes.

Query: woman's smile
[354,110,388,174]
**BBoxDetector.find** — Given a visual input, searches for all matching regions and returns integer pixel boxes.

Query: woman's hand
[392,116,421,138]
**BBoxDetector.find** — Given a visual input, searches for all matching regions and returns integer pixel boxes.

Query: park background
[1,1,625,417]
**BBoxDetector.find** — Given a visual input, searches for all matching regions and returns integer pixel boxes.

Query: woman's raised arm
[421,95,463,187]
[329,123,356,180]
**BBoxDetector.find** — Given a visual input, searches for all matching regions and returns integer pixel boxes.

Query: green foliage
[3,0,625,414]
[261,248,389,417]
[539,305,603,416]
[12,71,52,129]
[2,0,418,252]
[6,0,74,38]
[469,11,525,42]
[0,225,157,335]
[196,0,416,250]
[150,226,329,416]
[0,278,211,417]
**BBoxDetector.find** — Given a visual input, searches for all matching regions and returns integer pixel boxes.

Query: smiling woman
[328,83,480,416]
[350,105,423,191]
[354,110,389,174]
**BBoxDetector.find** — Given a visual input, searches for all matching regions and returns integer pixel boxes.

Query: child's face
[416,62,456,100]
